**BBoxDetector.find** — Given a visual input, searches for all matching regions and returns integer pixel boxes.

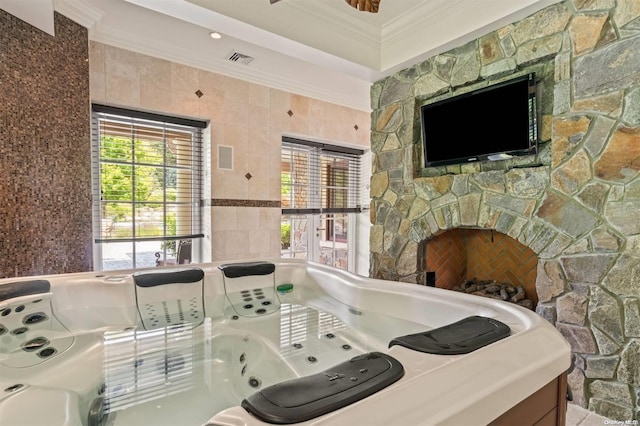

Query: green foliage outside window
[100,134,180,241]
[281,223,291,249]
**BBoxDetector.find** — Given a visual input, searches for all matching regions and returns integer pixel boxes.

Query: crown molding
[54,0,104,32]
[287,1,380,46]
[378,0,563,71]
[382,0,466,45]
[282,3,381,70]
[379,0,470,69]
[91,26,372,112]
[183,0,381,70]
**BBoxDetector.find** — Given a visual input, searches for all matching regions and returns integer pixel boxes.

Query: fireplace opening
[419,228,538,309]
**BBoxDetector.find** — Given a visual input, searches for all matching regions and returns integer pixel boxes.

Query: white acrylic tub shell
[0,259,571,426]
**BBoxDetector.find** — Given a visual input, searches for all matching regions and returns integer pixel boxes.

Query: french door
[280,137,362,272]
[281,213,355,271]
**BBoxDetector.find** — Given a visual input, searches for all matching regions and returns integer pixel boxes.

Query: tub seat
[241,352,404,424]
[0,279,75,368]
[133,268,206,330]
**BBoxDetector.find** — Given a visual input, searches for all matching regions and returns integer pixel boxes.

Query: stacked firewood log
[451,278,534,310]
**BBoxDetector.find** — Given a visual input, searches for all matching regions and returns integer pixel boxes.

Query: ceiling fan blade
[270,0,281,4]
[346,0,380,13]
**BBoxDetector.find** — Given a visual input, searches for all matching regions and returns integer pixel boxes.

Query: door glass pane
[319,246,333,267]
[281,215,310,259]
[280,140,361,273]
[318,214,349,270]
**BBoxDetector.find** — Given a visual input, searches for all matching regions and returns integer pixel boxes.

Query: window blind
[281,137,363,215]
[91,105,205,245]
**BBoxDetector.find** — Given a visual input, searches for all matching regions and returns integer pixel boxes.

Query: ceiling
[4,0,560,111]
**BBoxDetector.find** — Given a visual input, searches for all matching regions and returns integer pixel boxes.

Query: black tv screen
[421,73,538,167]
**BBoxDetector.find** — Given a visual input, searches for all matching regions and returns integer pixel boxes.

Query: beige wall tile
[140,55,171,87]
[289,94,310,134]
[223,229,250,257]
[259,208,281,230]
[212,206,238,230]
[247,229,271,255]
[199,87,225,124]
[223,124,248,170]
[237,207,260,231]
[269,89,292,132]
[248,104,269,130]
[170,88,201,118]
[89,41,105,75]
[247,130,271,199]
[90,42,370,263]
[104,45,138,79]
[90,71,106,103]
[198,69,226,93]
[140,79,173,112]
[105,74,140,106]
[210,230,225,260]
[249,83,270,107]
[223,99,249,127]
[223,76,250,104]
[138,57,172,112]
[171,62,199,91]
[213,172,248,199]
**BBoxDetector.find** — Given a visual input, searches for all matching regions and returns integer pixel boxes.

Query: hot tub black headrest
[219,261,275,279]
[389,315,511,355]
[132,268,205,288]
[242,352,404,424]
[0,280,51,302]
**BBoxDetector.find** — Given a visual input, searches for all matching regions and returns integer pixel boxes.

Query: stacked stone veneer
[369,0,640,421]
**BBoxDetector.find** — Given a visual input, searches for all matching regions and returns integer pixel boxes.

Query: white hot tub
[0,259,570,426]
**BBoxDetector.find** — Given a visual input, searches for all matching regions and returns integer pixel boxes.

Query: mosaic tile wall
[0,10,92,278]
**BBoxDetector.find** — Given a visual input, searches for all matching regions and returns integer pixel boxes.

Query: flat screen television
[421,73,538,167]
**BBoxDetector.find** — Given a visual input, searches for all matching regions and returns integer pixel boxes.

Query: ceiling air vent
[226,51,254,65]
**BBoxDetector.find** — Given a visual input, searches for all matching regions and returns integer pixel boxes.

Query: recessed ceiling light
[209,32,222,39]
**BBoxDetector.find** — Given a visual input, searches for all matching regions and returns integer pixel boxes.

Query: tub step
[241,352,404,424]
[389,315,511,355]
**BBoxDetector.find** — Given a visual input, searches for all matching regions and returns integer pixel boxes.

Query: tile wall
[0,11,92,278]
[89,42,371,262]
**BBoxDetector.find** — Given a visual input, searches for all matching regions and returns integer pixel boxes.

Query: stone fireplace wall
[369,0,640,420]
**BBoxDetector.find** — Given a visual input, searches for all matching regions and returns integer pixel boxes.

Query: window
[280,137,363,271]
[91,105,206,270]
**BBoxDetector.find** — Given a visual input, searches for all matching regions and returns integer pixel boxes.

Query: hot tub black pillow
[389,315,511,355]
[241,352,404,424]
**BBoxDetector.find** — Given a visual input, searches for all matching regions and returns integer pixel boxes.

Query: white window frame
[280,136,363,272]
[91,104,206,270]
